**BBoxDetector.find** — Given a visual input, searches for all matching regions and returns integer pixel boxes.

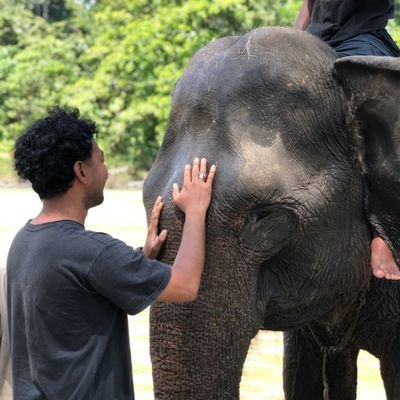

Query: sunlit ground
[0,188,386,399]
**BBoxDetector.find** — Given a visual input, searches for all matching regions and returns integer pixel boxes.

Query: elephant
[143,26,400,399]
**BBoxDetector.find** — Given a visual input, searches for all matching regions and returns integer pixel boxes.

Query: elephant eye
[254,208,272,223]
[241,205,298,256]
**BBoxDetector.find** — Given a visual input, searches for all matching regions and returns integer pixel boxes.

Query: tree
[3,0,72,21]
[0,1,90,141]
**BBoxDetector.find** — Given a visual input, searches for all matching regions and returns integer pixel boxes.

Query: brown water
[1,188,386,399]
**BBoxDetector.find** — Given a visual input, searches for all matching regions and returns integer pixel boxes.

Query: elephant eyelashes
[241,205,298,256]
[254,208,272,223]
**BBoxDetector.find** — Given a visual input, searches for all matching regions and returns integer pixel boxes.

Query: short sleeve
[87,240,171,314]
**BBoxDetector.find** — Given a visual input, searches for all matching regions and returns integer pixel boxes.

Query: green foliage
[390,2,400,41]
[0,0,398,178]
[0,3,88,144]
[395,0,400,23]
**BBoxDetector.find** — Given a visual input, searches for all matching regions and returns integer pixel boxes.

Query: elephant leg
[283,329,359,400]
[380,348,400,400]
[323,346,359,400]
[283,329,324,400]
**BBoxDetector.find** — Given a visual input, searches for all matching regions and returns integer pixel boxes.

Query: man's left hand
[143,196,168,259]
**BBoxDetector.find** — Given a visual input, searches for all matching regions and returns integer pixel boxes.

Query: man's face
[84,140,109,208]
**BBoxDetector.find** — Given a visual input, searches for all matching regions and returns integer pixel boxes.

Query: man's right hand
[172,157,216,216]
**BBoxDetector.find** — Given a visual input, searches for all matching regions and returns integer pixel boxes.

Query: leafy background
[0,0,399,180]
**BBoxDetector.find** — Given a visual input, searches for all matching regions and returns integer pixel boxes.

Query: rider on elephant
[295,0,400,280]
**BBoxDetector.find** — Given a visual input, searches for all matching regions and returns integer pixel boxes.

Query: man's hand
[156,157,217,303]
[143,196,168,259]
[172,157,216,216]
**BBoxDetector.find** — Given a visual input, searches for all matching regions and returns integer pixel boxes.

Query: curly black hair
[14,106,97,199]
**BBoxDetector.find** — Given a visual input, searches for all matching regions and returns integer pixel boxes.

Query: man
[295,0,400,57]
[7,106,216,399]
[295,0,400,280]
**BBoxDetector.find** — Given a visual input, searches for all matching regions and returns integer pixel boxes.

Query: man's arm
[294,0,316,29]
[144,157,216,303]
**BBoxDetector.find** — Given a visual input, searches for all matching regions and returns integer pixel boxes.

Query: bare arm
[157,157,216,303]
[294,0,316,29]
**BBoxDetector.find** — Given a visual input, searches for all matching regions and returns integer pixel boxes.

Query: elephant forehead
[173,58,340,162]
[239,134,302,185]
[235,132,348,212]
[179,28,333,102]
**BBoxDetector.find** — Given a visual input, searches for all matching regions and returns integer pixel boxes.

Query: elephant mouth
[254,258,360,330]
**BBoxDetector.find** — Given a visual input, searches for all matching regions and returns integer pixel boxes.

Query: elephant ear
[333,56,400,262]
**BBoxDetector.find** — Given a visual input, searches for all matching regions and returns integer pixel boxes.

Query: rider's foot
[371,236,400,280]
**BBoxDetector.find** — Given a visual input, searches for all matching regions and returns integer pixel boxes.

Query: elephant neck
[305,291,367,400]
[308,289,367,354]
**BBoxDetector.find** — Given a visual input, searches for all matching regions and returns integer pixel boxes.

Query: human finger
[158,229,168,242]
[191,157,200,182]
[144,228,168,259]
[153,229,168,250]
[205,164,217,186]
[172,182,180,203]
[198,157,207,183]
[183,163,191,186]
[148,196,163,232]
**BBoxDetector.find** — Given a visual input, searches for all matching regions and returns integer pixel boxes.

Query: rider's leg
[371,236,400,280]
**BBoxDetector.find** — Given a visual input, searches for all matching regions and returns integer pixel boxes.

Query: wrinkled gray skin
[143,27,400,400]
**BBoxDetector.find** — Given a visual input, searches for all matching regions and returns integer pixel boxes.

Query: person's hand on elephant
[172,157,216,216]
[143,196,168,259]
[156,157,217,303]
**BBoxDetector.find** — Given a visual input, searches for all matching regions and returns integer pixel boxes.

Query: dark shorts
[334,29,400,58]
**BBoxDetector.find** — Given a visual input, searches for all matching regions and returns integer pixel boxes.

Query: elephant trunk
[150,304,250,399]
[150,227,260,399]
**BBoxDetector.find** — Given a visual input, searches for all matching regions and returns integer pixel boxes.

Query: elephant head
[143,27,400,399]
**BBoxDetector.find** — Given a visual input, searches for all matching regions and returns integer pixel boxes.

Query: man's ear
[333,56,400,261]
[73,161,87,183]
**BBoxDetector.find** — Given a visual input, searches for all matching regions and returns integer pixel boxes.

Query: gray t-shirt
[7,220,171,400]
